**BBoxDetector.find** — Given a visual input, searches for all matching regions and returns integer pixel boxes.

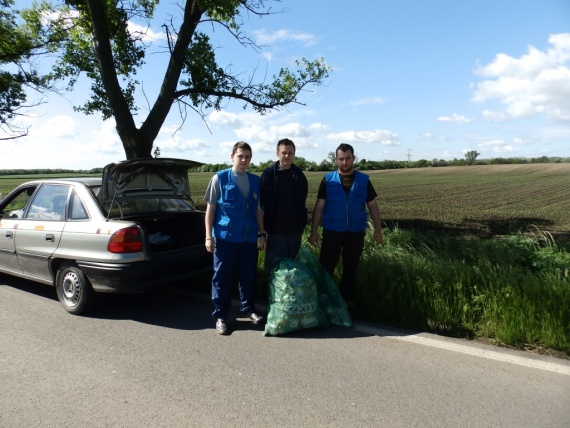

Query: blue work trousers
[211,239,259,320]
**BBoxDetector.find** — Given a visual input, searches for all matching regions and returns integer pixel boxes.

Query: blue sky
[3,0,570,169]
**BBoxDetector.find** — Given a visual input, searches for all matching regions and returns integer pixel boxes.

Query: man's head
[231,141,253,172]
[335,143,355,174]
[276,138,296,169]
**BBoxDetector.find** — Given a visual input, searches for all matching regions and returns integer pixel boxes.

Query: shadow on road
[0,274,56,300]
[2,274,413,340]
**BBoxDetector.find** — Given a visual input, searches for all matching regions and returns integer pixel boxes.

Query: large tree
[464,150,481,165]
[22,0,331,159]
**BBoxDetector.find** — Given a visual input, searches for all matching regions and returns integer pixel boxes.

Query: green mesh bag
[296,247,352,327]
[263,258,328,336]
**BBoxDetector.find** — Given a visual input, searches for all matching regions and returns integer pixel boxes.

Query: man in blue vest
[204,142,267,335]
[260,138,308,274]
[308,143,383,311]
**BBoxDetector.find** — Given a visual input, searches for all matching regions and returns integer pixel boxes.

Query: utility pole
[407,149,412,164]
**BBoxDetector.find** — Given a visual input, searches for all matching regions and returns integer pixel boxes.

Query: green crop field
[2,163,569,239]
[189,163,570,240]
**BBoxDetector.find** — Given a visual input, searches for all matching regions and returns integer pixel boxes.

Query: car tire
[55,262,96,315]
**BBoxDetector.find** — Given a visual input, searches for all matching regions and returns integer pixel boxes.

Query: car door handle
[5,231,13,239]
[46,234,55,242]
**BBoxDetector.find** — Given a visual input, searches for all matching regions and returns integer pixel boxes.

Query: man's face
[276,144,295,169]
[335,150,354,174]
[231,148,252,172]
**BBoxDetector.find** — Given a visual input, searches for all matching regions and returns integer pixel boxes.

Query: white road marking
[353,323,570,376]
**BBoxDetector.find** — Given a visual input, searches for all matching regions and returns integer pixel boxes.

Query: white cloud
[155,134,210,154]
[350,97,385,106]
[198,109,403,162]
[253,29,318,47]
[475,139,515,154]
[477,139,505,148]
[513,137,533,145]
[235,125,266,141]
[494,145,515,153]
[437,113,472,124]
[326,129,400,146]
[421,132,448,142]
[481,109,509,122]
[208,111,245,128]
[35,115,78,139]
[127,22,166,43]
[309,123,330,133]
[472,33,570,122]
[87,119,123,154]
[234,121,312,149]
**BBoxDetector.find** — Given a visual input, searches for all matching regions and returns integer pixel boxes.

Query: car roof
[26,177,102,186]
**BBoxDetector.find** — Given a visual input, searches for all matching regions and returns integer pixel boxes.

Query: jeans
[211,240,259,320]
[319,230,365,301]
[264,233,303,274]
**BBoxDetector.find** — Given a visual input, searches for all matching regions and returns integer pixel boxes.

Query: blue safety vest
[322,170,369,232]
[214,169,259,243]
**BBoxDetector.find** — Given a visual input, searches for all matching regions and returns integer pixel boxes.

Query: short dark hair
[277,138,296,152]
[336,143,354,156]
[232,141,252,155]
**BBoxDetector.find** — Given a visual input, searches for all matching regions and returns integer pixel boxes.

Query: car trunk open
[98,158,208,254]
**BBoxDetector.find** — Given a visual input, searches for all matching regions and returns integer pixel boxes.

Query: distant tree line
[198,155,570,173]
[1,156,568,176]
[0,168,104,176]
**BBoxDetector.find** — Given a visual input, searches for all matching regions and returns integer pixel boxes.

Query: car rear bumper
[78,250,212,293]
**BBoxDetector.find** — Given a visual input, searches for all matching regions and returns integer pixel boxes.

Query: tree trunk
[87,0,146,160]
[119,130,153,160]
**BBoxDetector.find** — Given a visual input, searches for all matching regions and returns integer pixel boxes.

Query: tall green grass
[352,227,570,354]
[259,227,569,354]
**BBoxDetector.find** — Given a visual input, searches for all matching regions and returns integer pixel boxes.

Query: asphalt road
[1,275,569,428]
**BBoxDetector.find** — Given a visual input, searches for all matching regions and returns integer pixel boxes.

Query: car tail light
[108,227,143,253]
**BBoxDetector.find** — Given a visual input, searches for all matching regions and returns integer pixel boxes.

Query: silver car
[0,158,212,314]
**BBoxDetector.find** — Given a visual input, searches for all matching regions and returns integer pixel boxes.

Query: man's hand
[373,228,383,244]
[308,232,320,247]
[259,235,267,251]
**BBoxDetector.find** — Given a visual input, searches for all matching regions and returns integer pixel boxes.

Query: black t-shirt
[317,172,377,202]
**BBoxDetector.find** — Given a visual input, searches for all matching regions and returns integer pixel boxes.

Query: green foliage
[18,0,331,158]
[44,0,147,119]
[464,150,481,165]
[197,0,241,24]
[354,227,570,354]
[0,0,55,137]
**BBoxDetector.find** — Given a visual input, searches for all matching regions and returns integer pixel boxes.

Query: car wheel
[55,262,95,315]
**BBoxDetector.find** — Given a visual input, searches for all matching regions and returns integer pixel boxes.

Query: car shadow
[0,274,57,301]
[2,274,412,340]
[91,288,383,339]
[90,288,215,331]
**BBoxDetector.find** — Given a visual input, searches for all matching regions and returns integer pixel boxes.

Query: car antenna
[105,180,121,221]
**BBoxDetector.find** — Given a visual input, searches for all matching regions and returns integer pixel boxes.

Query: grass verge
[351,227,570,356]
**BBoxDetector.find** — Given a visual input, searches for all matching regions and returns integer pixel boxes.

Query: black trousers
[319,230,365,301]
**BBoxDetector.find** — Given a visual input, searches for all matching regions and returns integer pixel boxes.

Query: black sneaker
[216,318,228,335]
[248,312,264,324]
